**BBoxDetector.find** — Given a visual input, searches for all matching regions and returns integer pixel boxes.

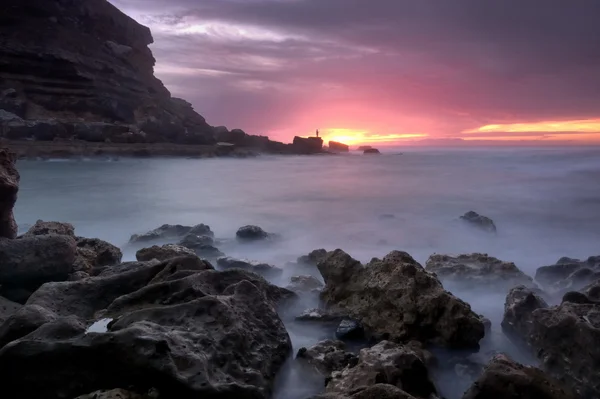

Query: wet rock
[460,211,497,233]
[462,354,575,399]
[286,275,324,293]
[425,253,534,292]
[0,295,20,325]
[135,244,196,262]
[318,250,485,349]
[0,148,19,238]
[297,340,357,376]
[336,319,365,341]
[129,223,213,244]
[0,235,77,302]
[235,225,273,241]
[326,341,437,399]
[298,249,328,266]
[217,256,283,279]
[501,285,549,342]
[23,220,75,237]
[0,304,56,348]
[296,308,345,323]
[0,280,292,399]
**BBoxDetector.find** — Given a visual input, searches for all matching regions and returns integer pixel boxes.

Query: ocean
[14,146,600,398]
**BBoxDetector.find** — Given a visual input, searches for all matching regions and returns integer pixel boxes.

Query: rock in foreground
[135,244,196,262]
[425,253,534,292]
[129,223,213,244]
[0,148,19,238]
[460,211,497,233]
[462,354,575,399]
[318,250,485,349]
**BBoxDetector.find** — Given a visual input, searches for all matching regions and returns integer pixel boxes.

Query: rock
[501,285,549,342]
[329,141,349,152]
[135,244,196,262]
[286,275,324,293]
[425,253,534,292]
[74,237,123,273]
[0,295,20,325]
[0,279,292,398]
[0,148,19,238]
[217,256,283,278]
[462,354,575,399]
[292,136,324,154]
[129,223,213,244]
[236,225,273,241]
[326,341,437,399]
[336,319,365,341]
[0,235,77,302]
[23,220,75,237]
[296,308,345,323]
[177,234,223,259]
[75,389,145,399]
[460,211,497,233]
[357,146,372,151]
[297,340,357,376]
[298,249,328,266]
[535,256,600,293]
[0,304,56,348]
[318,250,485,349]
[363,148,381,154]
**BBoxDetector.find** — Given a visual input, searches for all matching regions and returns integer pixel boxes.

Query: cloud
[109,0,600,144]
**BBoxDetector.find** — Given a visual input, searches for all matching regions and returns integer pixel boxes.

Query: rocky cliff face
[0,0,215,144]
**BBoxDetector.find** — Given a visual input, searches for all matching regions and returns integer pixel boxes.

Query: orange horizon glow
[320,128,428,146]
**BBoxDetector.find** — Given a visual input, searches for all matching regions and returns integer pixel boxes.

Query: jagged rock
[363,148,381,154]
[135,244,196,262]
[535,256,600,293]
[501,285,549,342]
[23,220,75,236]
[74,237,123,273]
[0,279,292,398]
[217,256,283,278]
[0,148,19,238]
[326,341,437,399]
[462,354,575,399]
[0,295,20,325]
[296,308,345,323]
[329,141,349,152]
[318,250,484,349]
[286,275,324,293]
[0,235,77,302]
[0,304,56,348]
[297,340,357,376]
[460,211,497,233]
[236,225,272,241]
[177,234,223,259]
[583,280,600,301]
[298,249,328,266]
[336,319,365,341]
[129,223,213,244]
[425,253,534,291]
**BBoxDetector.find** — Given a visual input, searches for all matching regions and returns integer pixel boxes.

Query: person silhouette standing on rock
[316,129,319,137]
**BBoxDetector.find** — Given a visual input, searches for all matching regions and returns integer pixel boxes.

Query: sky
[109,0,600,146]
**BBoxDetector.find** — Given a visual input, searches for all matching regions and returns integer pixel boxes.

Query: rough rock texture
[297,340,357,376]
[326,341,437,399]
[0,234,77,302]
[535,256,600,294]
[285,275,324,293]
[0,304,56,348]
[0,295,20,325]
[135,244,196,262]
[298,249,328,266]
[462,354,575,399]
[460,211,497,233]
[336,319,365,341]
[425,253,534,292]
[75,389,147,399]
[129,223,213,244]
[236,225,273,241]
[216,257,283,279]
[502,286,600,398]
[0,148,19,238]
[74,237,123,274]
[178,234,223,259]
[328,141,349,152]
[23,219,74,237]
[318,250,484,349]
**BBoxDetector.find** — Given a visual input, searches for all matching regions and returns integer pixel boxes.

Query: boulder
[297,340,357,376]
[326,341,437,399]
[0,148,19,238]
[0,304,56,348]
[74,237,123,274]
[285,275,324,293]
[363,148,381,155]
[217,256,283,279]
[292,136,324,154]
[535,256,600,293]
[298,249,328,266]
[501,285,549,342]
[425,253,534,292]
[177,234,223,259]
[460,211,497,233]
[0,235,77,302]
[129,223,213,244]
[462,354,575,399]
[135,244,196,262]
[235,225,272,241]
[329,141,349,152]
[23,220,75,237]
[318,250,485,349]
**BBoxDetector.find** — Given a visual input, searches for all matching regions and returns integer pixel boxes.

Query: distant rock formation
[292,136,323,154]
[357,145,372,151]
[328,141,349,152]
[364,148,381,154]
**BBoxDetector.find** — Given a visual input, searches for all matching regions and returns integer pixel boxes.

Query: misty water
[14,146,600,398]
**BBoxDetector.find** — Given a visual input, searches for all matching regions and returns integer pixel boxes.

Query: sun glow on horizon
[322,128,428,146]
[465,119,600,134]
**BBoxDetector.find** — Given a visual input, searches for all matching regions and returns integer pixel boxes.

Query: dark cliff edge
[0,0,323,158]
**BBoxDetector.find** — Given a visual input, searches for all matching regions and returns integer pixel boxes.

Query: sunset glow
[323,129,428,146]
[465,119,600,134]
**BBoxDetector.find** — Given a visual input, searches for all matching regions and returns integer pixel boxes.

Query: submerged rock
[318,249,485,349]
[462,354,575,399]
[460,211,497,233]
[129,223,213,244]
[297,340,357,376]
[425,253,534,292]
[326,341,437,399]
[285,275,324,293]
[535,256,600,294]
[235,225,273,241]
[217,256,283,278]
[135,244,196,262]
[0,148,19,238]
